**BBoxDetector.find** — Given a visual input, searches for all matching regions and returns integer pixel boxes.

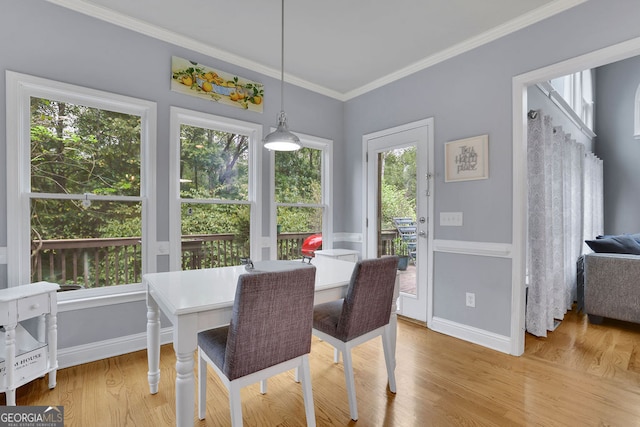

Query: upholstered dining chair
[312,256,399,421]
[197,265,317,427]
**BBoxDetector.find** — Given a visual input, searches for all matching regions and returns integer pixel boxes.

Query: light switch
[440,212,463,226]
[157,241,170,255]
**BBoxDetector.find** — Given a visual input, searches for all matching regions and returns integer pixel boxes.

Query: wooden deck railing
[31,237,143,288]
[30,231,400,289]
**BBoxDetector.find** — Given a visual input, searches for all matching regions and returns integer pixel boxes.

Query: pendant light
[263,0,301,151]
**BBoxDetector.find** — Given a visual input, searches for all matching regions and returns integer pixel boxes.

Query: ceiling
[49,0,585,100]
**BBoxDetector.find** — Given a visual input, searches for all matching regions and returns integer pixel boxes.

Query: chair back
[223,265,316,380]
[336,256,398,341]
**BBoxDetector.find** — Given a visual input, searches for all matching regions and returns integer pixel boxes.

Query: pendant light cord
[263,0,300,150]
[280,0,285,113]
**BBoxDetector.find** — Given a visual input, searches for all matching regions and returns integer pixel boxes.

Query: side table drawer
[17,294,49,321]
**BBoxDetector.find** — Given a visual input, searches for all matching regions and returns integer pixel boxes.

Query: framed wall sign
[444,134,489,182]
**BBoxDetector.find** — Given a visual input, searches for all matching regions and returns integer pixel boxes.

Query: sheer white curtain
[583,152,604,253]
[526,110,603,337]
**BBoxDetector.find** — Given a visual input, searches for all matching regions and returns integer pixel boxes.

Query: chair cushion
[198,325,230,371]
[312,299,344,337]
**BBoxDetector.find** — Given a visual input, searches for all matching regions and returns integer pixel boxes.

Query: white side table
[0,282,59,405]
[314,249,359,262]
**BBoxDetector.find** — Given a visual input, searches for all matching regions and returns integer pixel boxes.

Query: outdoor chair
[197,265,317,427]
[312,256,399,421]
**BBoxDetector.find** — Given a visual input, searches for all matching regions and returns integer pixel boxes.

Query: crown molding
[47,0,586,102]
[343,0,588,100]
[45,0,344,100]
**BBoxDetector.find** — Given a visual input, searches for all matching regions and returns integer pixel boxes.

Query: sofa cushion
[585,234,640,255]
[597,233,640,243]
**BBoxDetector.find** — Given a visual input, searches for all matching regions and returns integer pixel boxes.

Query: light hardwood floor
[5,309,640,426]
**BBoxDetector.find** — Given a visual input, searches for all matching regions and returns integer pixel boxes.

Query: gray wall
[2,0,640,352]
[344,0,640,336]
[594,56,640,235]
[0,1,343,349]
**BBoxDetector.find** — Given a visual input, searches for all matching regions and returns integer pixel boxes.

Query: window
[272,134,332,260]
[169,108,261,271]
[550,70,594,131]
[6,72,156,299]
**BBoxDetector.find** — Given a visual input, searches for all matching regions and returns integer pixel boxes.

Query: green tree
[30,98,141,240]
[380,147,416,229]
[178,125,251,249]
[275,147,321,204]
[275,147,323,232]
[179,125,249,200]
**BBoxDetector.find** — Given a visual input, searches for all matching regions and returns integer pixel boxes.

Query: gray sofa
[583,253,640,324]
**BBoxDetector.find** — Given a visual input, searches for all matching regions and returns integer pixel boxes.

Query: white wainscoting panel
[58,328,174,369]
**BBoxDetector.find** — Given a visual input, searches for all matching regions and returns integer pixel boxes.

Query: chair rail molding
[333,232,362,243]
[432,239,512,258]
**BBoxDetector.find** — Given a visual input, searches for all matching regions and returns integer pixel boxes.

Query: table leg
[174,316,198,427]
[5,324,16,406]
[147,295,161,394]
[47,313,58,389]
[175,350,195,427]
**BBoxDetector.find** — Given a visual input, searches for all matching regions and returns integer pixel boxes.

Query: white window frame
[6,71,157,306]
[169,107,262,271]
[551,70,594,132]
[634,83,640,139]
[542,72,596,140]
[270,133,333,258]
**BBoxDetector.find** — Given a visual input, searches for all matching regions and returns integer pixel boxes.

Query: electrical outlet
[465,292,475,308]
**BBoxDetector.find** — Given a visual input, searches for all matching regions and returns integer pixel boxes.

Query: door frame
[511,36,640,355]
[361,118,435,324]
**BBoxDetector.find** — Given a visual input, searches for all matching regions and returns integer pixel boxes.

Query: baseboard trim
[57,317,511,368]
[397,314,427,327]
[58,328,174,369]
[430,316,511,354]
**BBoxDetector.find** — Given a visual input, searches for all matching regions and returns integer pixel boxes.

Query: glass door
[365,120,433,323]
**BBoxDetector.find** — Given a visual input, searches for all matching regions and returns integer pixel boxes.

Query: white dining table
[144,256,398,427]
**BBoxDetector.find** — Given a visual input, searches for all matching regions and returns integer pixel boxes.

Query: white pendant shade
[263,111,301,151]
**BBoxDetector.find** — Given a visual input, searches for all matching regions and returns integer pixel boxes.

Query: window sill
[57,284,146,312]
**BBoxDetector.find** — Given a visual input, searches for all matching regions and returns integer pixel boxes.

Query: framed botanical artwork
[444,134,489,182]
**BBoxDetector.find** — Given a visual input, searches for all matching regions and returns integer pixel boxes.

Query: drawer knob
[30,303,40,310]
